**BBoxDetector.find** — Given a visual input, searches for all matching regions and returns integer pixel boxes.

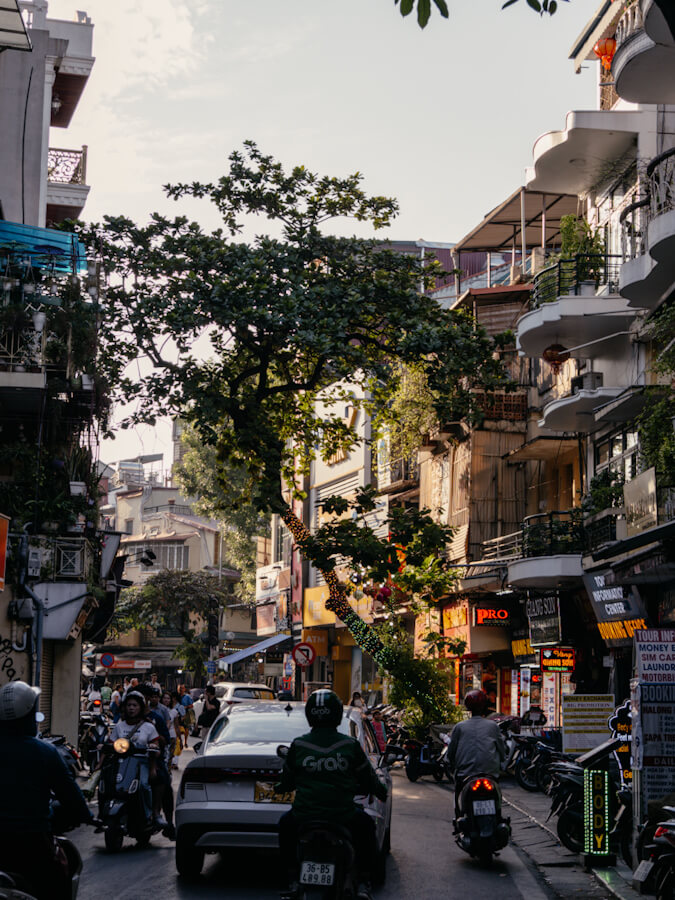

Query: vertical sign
[584,769,611,857]
[542,673,557,727]
[0,514,8,592]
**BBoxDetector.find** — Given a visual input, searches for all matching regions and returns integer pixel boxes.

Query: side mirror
[276,744,290,760]
[193,740,203,754]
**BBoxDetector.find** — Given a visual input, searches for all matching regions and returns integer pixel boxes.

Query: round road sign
[100,652,115,668]
[292,642,316,668]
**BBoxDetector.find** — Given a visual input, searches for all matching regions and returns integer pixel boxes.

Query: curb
[591,863,644,900]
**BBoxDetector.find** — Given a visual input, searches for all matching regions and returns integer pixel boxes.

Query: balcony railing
[615,2,644,48]
[143,504,192,516]
[0,320,45,371]
[379,456,419,492]
[531,254,622,307]
[522,510,584,558]
[47,147,87,185]
[620,196,650,261]
[584,508,621,552]
[481,531,523,560]
[475,390,528,421]
[647,147,675,221]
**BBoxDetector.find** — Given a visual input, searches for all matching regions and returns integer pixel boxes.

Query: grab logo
[475,607,510,626]
[303,755,349,773]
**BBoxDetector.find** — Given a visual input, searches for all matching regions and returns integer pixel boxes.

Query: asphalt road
[72,752,553,900]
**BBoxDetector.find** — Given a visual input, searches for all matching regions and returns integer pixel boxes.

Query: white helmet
[0,681,41,720]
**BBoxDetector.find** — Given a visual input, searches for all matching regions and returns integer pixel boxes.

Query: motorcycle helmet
[305,689,343,728]
[0,681,41,721]
[464,689,489,715]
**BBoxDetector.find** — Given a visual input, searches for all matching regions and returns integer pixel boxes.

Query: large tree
[85,143,507,713]
[398,0,566,28]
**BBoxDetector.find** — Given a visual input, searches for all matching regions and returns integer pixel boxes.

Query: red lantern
[594,37,616,70]
[542,344,570,375]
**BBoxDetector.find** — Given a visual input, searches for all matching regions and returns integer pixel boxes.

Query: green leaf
[549,0,557,12]
[417,0,431,26]
[526,0,542,10]
[399,0,414,16]
[433,0,449,17]
[501,0,519,6]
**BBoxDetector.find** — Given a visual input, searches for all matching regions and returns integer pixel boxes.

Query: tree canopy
[82,142,508,714]
[397,0,567,28]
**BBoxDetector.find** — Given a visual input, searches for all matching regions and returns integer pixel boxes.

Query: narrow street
[72,761,559,900]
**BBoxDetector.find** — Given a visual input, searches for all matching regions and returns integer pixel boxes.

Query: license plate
[633,860,654,883]
[473,799,496,815]
[254,781,295,803]
[300,862,335,885]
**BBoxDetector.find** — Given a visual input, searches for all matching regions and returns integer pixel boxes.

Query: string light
[281,509,438,711]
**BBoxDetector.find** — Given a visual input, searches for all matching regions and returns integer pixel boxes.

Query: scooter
[453,774,510,864]
[98,736,156,851]
[403,734,443,783]
[642,813,675,900]
[292,820,358,900]
[79,714,109,772]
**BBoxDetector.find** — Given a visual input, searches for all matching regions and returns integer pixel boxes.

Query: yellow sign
[303,586,372,628]
[302,629,329,656]
[597,618,647,642]
[512,637,534,658]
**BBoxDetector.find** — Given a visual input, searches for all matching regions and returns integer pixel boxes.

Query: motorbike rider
[108,689,161,828]
[0,681,93,900]
[276,689,388,900]
[447,689,506,819]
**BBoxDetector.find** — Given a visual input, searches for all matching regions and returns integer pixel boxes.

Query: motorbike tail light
[654,826,675,846]
[471,780,482,791]
[93,700,101,707]
[482,779,494,791]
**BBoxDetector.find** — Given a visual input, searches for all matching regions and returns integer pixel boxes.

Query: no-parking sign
[100,653,115,668]
[292,642,316,668]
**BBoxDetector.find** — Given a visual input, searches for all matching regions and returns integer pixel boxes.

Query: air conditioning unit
[571,372,603,394]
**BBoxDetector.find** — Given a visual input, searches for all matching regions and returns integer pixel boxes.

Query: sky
[46,0,598,467]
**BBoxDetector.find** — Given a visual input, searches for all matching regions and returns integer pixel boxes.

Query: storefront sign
[635,629,675,684]
[624,467,657,536]
[109,659,152,670]
[526,591,561,647]
[542,673,556,726]
[256,563,282,602]
[540,647,575,673]
[474,605,511,626]
[583,570,647,648]
[584,769,611,856]
[562,694,615,755]
[443,603,468,630]
[256,603,276,636]
[632,682,675,809]
[608,699,632,787]
[301,629,328,657]
[0,514,9,592]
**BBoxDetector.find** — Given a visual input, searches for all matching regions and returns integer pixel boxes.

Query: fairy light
[281,509,437,711]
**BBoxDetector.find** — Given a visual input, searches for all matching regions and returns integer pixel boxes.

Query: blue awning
[0,221,87,272]
[218,633,293,669]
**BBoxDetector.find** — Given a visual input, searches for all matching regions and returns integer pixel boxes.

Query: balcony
[612,1,675,104]
[585,508,624,554]
[618,196,672,309]
[46,147,90,224]
[539,372,623,434]
[526,110,642,196]
[646,147,675,271]
[643,0,675,46]
[516,254,636,359]
[378,456,419,495]
[507,510,584,589]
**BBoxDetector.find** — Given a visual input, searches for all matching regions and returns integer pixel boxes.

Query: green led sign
[584,769,611,856]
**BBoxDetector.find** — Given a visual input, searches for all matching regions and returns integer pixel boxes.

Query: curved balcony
[516,254,636,359]
[539,382,623,434]
[526,110,643,195]
[507,510,584,589]
[619,196,672,309]
[646,148,675,269]
[46,147,90,225]
[643,0,675,46]
[612,2,675,104]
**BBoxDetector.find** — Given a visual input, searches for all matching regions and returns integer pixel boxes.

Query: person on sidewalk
[447,689,506,819]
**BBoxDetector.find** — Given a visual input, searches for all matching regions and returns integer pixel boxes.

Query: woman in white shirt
[110,691,159,822]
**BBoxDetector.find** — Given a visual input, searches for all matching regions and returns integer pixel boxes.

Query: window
[125,519,134,535]
[594,427,639,482]
[125,541,189,571]
[57,545,83,577]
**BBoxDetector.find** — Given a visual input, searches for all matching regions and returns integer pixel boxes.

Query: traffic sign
[206,660,217,674]
[292,642,316,668]
[100,653,115,668]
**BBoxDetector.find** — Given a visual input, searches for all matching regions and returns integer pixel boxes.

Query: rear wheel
[176,835,204,879]
[557,807,583,854]
[104,828,124,853]
[432,766,444,783]
[657,871,675,900]
[515,758,539,792]
[405,758,420,783]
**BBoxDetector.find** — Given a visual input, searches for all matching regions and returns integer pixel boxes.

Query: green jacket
[276,727,387,823]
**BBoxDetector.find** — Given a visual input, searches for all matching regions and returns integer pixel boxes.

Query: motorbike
[453,774,510,864]
[403,734,443,783]
[97,735,156,851]
[78,714,109,772]
[642,813,675,900]
[547,762,585,852]
[289,820,359,900]
[39,733,83,779]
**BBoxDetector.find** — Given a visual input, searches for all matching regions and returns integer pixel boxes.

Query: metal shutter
[39,640,54,733]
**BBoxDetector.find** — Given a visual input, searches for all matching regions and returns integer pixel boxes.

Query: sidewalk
[501,779,642,900]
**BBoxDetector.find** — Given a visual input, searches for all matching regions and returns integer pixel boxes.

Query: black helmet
[305,689,343,728]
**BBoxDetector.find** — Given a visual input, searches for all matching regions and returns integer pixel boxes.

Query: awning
[503,436,579,463]
[452,187,579,253]
[0,0,31,52]
[218,633,293,669]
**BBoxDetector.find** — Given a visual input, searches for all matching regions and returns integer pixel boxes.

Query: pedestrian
[349,691,364,709]
[370,709,387,753]
[109,683,122,723]
[163,691,182,766]
[178,684,196,745]
[197,685,220,738]
[137,685,173,836]
[150,672,162,693]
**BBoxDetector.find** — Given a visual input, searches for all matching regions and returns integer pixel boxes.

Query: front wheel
[405,758,420,783]
[104,828,124,853]
[176,836,204,879]
[515,758,539,792]
[557,807,583,854]
[432,766,444,783]
[657,871,675,900]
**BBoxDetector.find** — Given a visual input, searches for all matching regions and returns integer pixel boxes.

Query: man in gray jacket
[447,689,506,817]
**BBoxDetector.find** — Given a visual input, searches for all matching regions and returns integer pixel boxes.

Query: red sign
[540,646,575,673]
[0,514,9,592]
[474,606,510,626]
[292,642,316,667]
[100,653,115,668]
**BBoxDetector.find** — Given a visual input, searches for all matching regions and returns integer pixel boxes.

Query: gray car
[174,701,392,878]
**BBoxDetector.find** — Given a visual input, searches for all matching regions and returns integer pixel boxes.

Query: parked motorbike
[403,734,443,783]
[79,714,109,772]
[547,762,585,852]
[39,733,83,778]
[642,812,675,900]
[453,774,510,864]
[97,736,156,851]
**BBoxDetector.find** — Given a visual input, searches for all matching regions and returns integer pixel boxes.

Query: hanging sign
[634,628,675,684]
[474,604,511,626]
[607,699,632,787]
[526,591,561,647]
[583,570,647,648]
[540,647,575,673]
